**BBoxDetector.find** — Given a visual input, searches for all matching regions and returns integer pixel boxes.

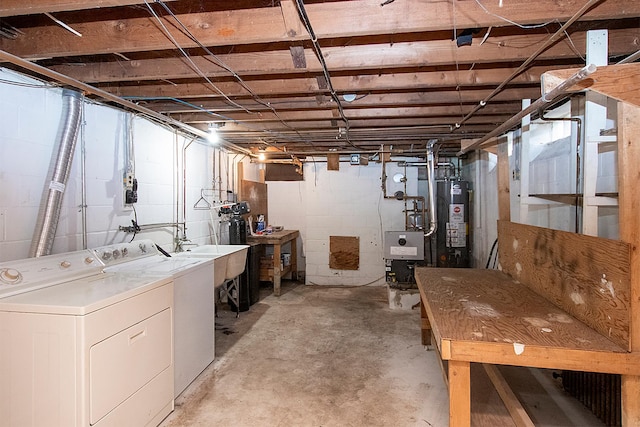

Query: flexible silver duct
[29,89,83,257]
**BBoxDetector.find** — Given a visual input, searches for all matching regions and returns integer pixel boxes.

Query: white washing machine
[94,240,216,398]
[0,249,174,427]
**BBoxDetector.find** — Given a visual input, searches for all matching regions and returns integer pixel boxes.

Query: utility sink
[177,245,249,287]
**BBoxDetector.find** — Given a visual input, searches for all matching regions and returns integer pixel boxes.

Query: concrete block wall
[267,159,413,286]
[0,68,225,262]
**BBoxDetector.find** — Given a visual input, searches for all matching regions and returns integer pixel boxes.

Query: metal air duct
[29,89,82,257]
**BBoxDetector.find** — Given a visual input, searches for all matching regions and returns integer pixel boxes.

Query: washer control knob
[101,251,112,261]
[84,257,95,264]
[112,249,121,259]
[122,247,129,257]
[60,261,71,269]
[0,268,22,284]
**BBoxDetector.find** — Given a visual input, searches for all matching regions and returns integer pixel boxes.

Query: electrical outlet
[123,173,137,208]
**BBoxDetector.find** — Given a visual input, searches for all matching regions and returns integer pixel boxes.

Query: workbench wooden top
[247,229,299,244]
[416,267,640,375]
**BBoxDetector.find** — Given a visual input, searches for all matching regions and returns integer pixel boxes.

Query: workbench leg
[290,237,298,281]
[622,375,640,426]
[449,360,471,427]
[420,301,432,347]
[273,243,282,297]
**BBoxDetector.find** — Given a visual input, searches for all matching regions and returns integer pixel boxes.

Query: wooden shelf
[526,192,619,206]
[259,264,292,282]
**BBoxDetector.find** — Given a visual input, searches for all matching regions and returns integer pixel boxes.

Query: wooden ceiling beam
[1,0,638,58]
[205,116,510,131]
[0,0,176,17]
[104,83,543,102]
[170,105,521,123]
[156,99,523,114]
[46,29,636,81]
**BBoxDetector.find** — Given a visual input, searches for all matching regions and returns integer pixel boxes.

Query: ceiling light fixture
[342,94,356,102]
[207,123,219,144]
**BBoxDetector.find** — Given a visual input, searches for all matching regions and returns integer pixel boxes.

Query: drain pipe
[30,89,83,257]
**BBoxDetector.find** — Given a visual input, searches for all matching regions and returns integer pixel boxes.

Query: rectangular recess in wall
[329,236,359,270]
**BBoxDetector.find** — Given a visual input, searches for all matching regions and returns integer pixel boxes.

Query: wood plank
[448,341,640,375]
[105,79,542,102]
[50,57,556,85]
[0,0,176,17]
[240,179,268,226]
[618,102,640,350]
[483,364,535,427]
[618,101,640,426]
[2,0,639,54]
[421,301,432,346]
[497,221,631,349]
[329,236,359,270]
[415,268,630,355]
[3,24,638,66]
[280,0,304,39]
[542,64,640,108]
[449,360,471,427]
[497,138,510,222]
[174,105,517,123]
[326,153,339,171]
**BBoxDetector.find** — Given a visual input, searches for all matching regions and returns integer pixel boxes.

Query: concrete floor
[159,282,605,427]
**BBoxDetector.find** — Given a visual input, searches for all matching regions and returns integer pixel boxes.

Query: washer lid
[0,272,171,315]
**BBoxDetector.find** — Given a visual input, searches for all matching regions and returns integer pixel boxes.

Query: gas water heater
[434,179,470,268]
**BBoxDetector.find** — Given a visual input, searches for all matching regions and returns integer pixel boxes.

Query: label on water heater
[449,204,464,223]
[446,222,467,248]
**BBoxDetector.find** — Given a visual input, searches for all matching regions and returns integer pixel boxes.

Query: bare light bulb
[207,127,218,144]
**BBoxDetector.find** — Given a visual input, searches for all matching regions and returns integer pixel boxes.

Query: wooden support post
[618,101,640,426]
[449,360,471,427]
[290,236,298,281]
[518,99,531,224]
[582,29,609,236]
[497,138,511,222]
[420,301,432,346]
[237,161,245,200]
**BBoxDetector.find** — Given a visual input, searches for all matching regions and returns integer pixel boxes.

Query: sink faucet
[175,238,198,252]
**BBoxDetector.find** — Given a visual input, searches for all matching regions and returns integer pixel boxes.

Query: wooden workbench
[247,229,299,296]
[416,267,640,427]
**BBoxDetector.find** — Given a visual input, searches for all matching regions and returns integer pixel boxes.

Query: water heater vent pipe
[30,89,82,257]
[424,140,438,237]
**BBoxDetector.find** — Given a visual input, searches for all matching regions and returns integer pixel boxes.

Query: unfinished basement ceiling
[0,0,638,157]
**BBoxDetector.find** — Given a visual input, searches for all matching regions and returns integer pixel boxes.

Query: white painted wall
[503,98,619,239]
[267,159,415,286]
[464,150,498,268]
[0,68,239,262]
